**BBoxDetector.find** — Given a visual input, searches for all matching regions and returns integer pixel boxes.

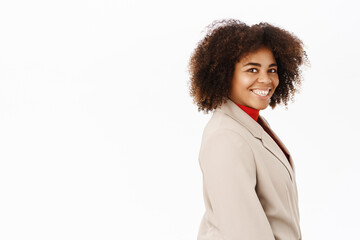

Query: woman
[188,19,308,240]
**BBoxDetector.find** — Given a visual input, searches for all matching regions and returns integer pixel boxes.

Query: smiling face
[229,46,279,110]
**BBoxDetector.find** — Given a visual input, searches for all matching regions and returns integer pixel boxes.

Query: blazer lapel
[257,116,296,173]
[216,98,295,182]
[257,116,295,181]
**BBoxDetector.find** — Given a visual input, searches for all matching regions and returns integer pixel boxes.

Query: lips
[251,89,271,97]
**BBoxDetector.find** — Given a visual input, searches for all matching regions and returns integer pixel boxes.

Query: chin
[251,103,269,110]
[259,105,269,110]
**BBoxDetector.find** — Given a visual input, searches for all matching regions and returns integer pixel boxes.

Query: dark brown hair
[188,19,309,113]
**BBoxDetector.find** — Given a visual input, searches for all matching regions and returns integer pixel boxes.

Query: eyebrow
[243,62,277,67]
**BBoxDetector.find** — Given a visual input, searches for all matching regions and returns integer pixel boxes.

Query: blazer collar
[216,98,295,181]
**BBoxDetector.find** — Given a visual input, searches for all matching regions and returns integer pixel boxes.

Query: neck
[235,104,260,121]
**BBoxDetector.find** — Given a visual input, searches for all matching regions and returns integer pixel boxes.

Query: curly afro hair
[188,19,309,113]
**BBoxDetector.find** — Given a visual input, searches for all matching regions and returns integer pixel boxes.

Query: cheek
[232,75,253,90]
[274,77,280,88]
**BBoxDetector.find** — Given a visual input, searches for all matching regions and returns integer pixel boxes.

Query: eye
[269,68,277,73]
[248,68,258,73]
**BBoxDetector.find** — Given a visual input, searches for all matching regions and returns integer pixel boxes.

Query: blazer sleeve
[199,129,275,240]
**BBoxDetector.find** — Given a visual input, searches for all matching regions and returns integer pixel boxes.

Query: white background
[1,0,359,239]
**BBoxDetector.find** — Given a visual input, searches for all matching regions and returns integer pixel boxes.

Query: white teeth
[252,89,269,96]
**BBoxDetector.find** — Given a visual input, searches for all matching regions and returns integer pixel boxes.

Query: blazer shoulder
[202,110,253,140]
[198,114,255,174]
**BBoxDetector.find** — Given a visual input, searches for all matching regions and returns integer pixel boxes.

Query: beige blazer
[197,98,301,240]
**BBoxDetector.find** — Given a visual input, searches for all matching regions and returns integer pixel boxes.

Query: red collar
[235,104,260,121]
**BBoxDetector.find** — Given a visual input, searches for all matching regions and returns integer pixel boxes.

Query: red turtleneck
[235,103,260,122]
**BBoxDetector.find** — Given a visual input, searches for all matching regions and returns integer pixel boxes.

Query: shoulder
[198,126,256,176]
[201,128,251,153]
[199,117,254,161]
[201,109,253,143]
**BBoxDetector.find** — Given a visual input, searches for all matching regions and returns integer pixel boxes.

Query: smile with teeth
[251,89,270,97]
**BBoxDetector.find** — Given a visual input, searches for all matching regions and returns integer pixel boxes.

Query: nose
[258,71,272,84]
